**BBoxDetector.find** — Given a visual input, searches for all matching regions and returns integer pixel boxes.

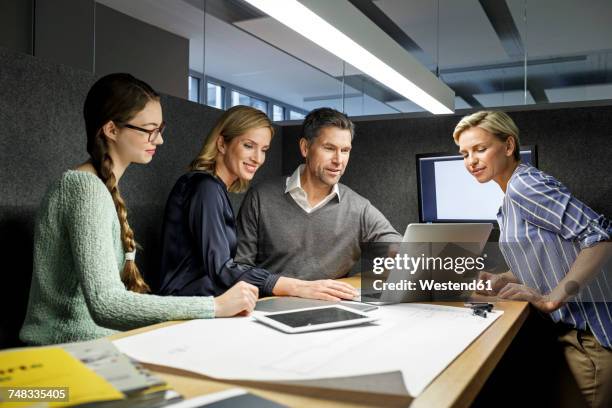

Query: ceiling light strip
[243,0,454,114]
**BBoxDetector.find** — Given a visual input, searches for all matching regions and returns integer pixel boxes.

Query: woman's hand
[476,271,518,296]
[498,283,562,313]
[213,281,258,317]
[293,279,358,301]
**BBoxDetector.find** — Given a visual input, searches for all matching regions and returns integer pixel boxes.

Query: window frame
[189,72,307,121]
[206,81,225,109]
[188,74,201,103]
[230,89,268,114]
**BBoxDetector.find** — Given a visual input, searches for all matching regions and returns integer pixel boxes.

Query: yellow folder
[0,347,124,407]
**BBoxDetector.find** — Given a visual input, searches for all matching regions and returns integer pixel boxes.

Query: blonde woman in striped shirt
[453,110,611,408]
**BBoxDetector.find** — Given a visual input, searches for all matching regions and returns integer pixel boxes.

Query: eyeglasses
[121,122,166,143]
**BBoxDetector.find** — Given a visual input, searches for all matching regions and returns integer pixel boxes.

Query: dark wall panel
[8,1,190,99]
[34,0,95,72]
[94,4,189,99]
[0,0,33,54]
[282,107,612,235]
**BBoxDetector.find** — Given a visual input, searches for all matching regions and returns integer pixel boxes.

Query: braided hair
[83,73,159,293]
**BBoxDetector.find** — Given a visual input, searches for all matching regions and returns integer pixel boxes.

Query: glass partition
[10,0,611,116]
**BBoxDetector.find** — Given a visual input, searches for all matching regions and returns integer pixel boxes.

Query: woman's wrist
[537,295,563,313]
[548,284,571,309]
[213,297,221,317]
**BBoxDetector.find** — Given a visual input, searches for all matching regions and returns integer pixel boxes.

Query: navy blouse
[158,171,280,297]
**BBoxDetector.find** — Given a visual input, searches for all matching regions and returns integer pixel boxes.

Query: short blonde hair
[190,105,274,193]
[452,110,521,161]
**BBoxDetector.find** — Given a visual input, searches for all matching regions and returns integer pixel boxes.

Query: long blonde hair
[84,73,157,293]
[190,105,274,193]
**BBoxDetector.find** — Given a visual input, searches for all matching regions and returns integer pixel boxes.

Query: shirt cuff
[202,296,215,318]
[578,216,612,249]
[262,273,281,297]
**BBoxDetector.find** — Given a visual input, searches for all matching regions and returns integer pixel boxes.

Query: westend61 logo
[372,253,486,275]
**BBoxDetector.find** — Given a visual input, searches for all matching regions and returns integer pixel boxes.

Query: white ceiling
[474,90,535,107]
[203,13,356,108]
[374,0,510,68]
[546,83,612,103]
[507,0,612,58]
[235,16,362,77]
[96,0,612,116]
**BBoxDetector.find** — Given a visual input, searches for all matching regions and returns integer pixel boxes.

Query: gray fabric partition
[282,108,612,235]
[0,47,282,347]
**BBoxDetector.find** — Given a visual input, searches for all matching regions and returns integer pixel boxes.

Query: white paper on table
[114,304,503,397]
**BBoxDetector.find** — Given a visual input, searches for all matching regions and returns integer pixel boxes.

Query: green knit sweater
[20,170,215,345]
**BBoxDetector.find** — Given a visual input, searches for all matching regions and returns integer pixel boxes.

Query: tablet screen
[265,307,366,328]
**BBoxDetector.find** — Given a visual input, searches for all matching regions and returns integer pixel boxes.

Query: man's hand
[273,277,358,301]
[213,281,258,317]
[476,271,519,296]
[498,283,562,313]
[294,279,358,301]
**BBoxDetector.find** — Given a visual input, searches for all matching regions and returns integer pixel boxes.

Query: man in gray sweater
[235,107,401,287]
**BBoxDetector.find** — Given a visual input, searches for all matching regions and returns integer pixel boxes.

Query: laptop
[360,223,493,304]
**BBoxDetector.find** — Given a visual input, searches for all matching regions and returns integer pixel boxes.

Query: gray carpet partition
[282,107,612,235]
[0,47,282,348]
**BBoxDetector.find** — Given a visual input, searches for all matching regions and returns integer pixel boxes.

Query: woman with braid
[20,73,257,345]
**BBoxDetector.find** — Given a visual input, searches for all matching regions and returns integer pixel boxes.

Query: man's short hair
[301,107,355,142]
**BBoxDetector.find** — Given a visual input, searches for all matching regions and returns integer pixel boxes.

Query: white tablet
[253,305,378,333]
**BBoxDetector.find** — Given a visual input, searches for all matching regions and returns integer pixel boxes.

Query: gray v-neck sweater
[235,177,401,280]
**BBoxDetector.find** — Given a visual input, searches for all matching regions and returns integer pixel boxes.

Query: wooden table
[110,277,529,407]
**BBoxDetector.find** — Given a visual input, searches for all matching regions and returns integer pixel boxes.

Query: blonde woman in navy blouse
[453,111,611,408]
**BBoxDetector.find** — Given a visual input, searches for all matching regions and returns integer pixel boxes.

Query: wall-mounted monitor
[416,146,538,223]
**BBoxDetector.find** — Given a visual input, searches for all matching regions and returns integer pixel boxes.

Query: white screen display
[434,160,504,220]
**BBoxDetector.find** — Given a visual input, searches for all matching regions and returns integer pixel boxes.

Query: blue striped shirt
[497,163,612,349]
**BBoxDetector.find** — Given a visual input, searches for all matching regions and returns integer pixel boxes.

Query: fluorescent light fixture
[242,0,454,114]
